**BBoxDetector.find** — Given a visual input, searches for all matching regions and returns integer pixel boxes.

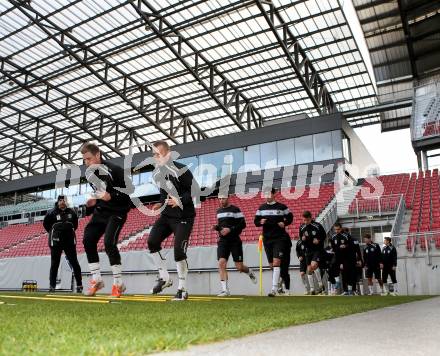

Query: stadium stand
[0,184,336,257]
[0,222,45,252]
[0,206,157,258]
[0,200,54,216]
[348,170,440,251]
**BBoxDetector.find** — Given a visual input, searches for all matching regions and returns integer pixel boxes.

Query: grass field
[0,293,430,356]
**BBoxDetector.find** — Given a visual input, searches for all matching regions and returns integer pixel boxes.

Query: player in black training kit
[299,211,326,295]
[381,237,398,296]
[296,238,310,295]
[331,223,357,296]
[254,188,293,297]
[349,229,364,295]
[81,142,134,297]
[322,245,339,295]
[363,233,384,295]
[43,195,82,293]
[213,194,257,296]
[147,141,197,301]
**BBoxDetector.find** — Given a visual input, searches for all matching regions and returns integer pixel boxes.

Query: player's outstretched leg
[83,217,105,296]
[148,218,173,294]
[172,220,192,301]
[105,215,127,298]
[235,262,257,285]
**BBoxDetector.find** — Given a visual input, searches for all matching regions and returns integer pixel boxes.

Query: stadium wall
[1,244,440,295]
[342,120,378,179]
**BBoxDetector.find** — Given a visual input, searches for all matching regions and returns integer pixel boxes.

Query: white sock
[369,285,373,294]
[111,264,122,285]
[272,267,280,290]
[393,283,398,293]
[221,280,228,292]
[314,268,322,285]
[176,260,188,291]
[89,262,102,282]
[348,285,353,292]
[307,273,315,291]
[335,276,340,284]
[151,252,169,281]
[385,284,390,292]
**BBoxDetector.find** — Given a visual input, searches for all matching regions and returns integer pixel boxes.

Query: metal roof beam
[11,0,208,145]
[254,0,336,115]
[130,0,265,130]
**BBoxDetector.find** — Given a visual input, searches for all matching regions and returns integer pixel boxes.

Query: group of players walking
[43,140,398,299]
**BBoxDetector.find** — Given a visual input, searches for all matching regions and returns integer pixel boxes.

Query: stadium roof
[0,0,383,181]
[352,0,440,132]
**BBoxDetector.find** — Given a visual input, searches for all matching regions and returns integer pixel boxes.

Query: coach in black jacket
[43,195,82,292]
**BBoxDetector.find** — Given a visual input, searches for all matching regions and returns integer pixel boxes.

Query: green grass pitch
[0,293,430,355]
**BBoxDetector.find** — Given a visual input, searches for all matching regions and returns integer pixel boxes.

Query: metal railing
[392,230,440,266]
[317,196,338,233]
[390,195,406,238]
[349,194,402,218]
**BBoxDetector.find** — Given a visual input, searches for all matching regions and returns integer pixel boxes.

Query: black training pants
[280,239,292,290]
[341,260,357,291]
[83,211,127,266]
[382,266,397,283]
[148,215,194,261]
[50,243,82,288]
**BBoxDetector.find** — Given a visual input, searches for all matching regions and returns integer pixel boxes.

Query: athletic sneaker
[85,279,104,296]
[268,289,277,297]
[381,291,390,296]
[110,283,126,298]
[76,286,83,294]
[310,289,316,295]
[151,278,173,294]
[172,289,188,301]
[217,290,230,297]
[277,287,286,295]
[391,292,398,296]
[248,270,257,284]
[304,290,311,295]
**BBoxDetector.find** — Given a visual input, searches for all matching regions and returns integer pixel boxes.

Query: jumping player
[147,141,197,301]
[299,211,326,295]
[213,194,257,296]
[81,142,134,297]
[254,188,293,297]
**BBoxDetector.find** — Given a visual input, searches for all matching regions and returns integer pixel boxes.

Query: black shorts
[382,266,397,283]
[263,238,289,264]
[366,266,381,279]
[305,249,322,266]
[217,238,243,262]
[299,259,307,273]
